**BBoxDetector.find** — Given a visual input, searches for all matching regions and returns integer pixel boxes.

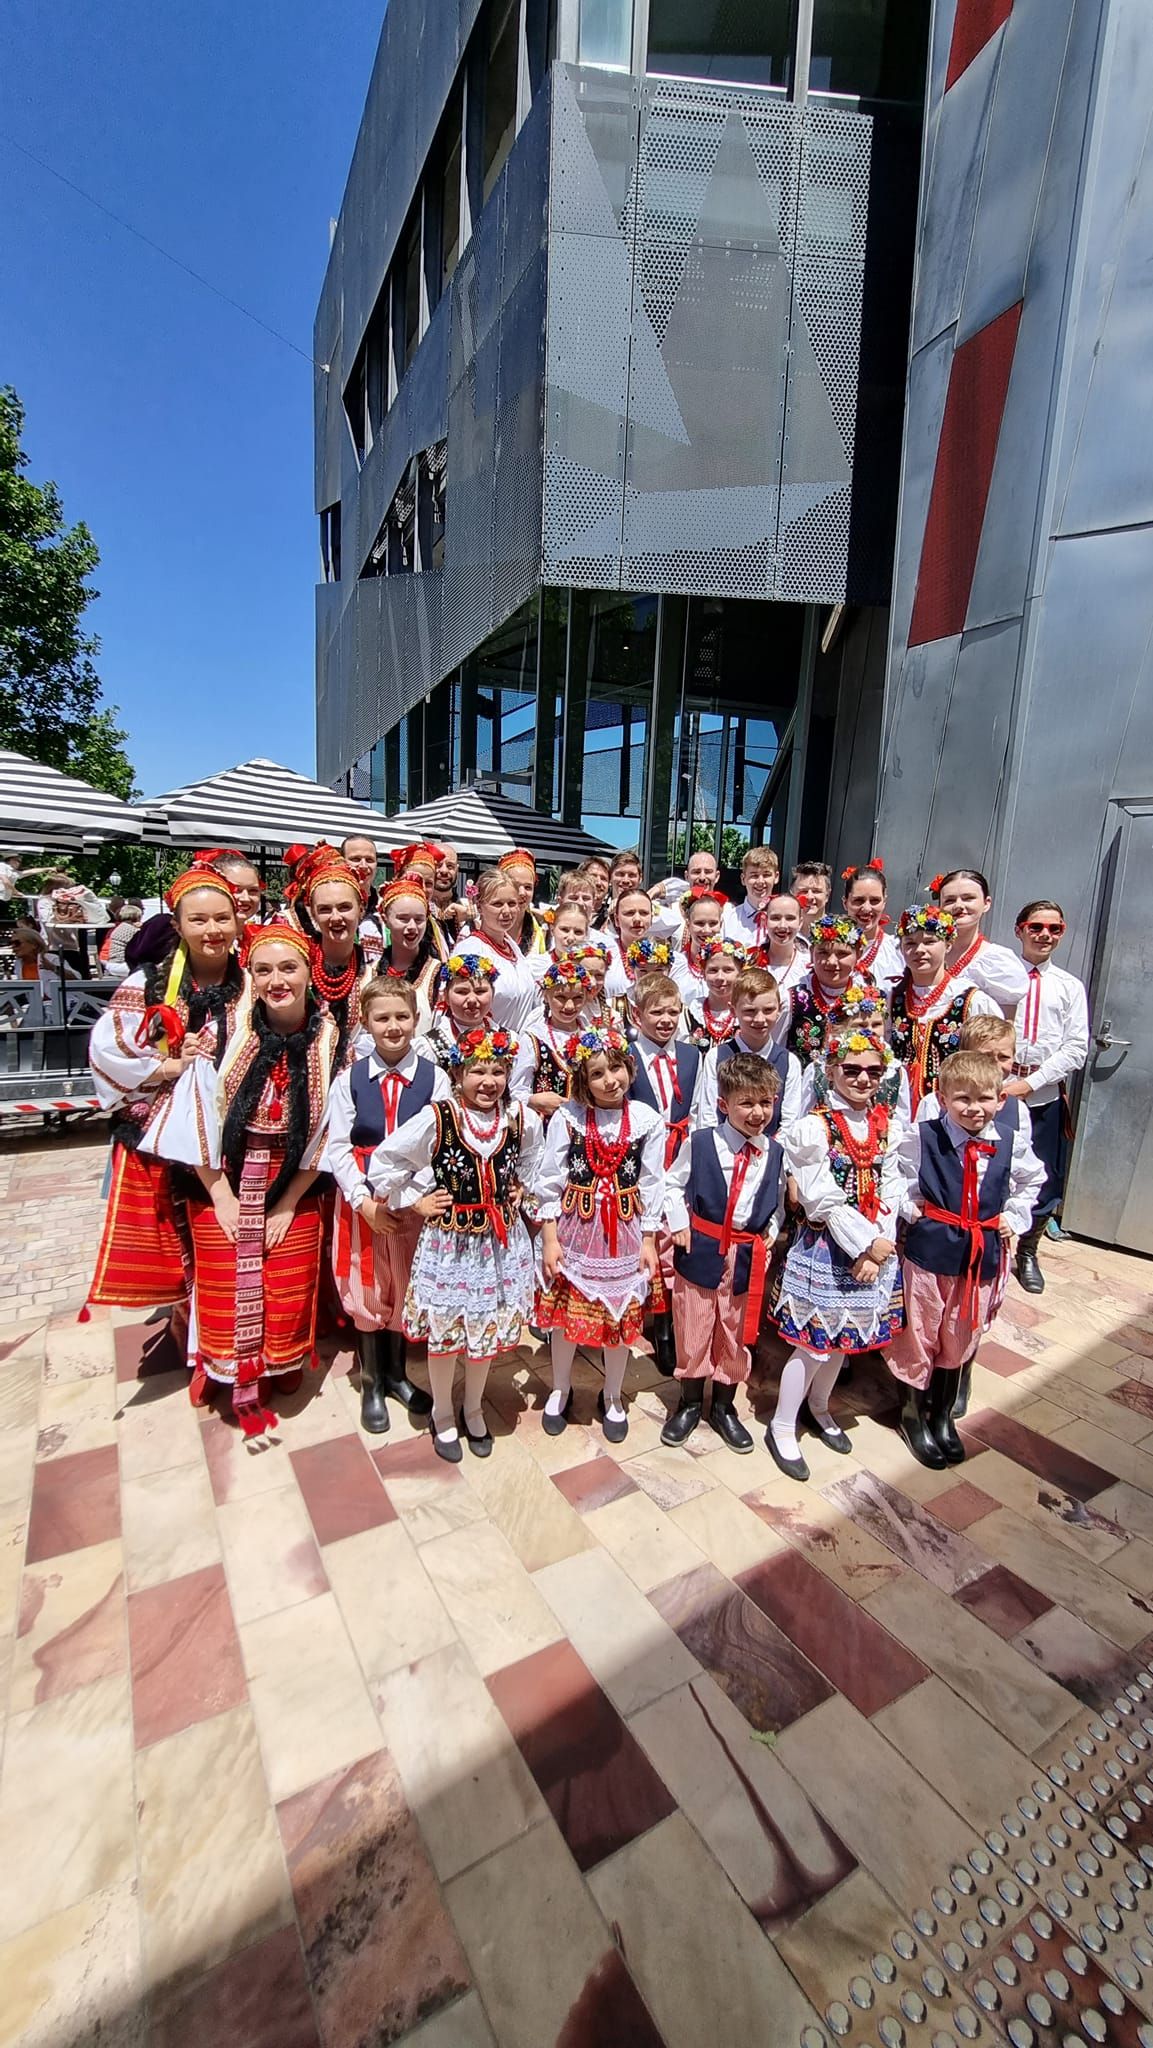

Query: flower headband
[543,958,590,990]
[564,1025,631,1066]
[389,841,445,876]
[699,938,747,966]
[626,937,672,971]
[898,903,955,940]
[439,949,498,986]
[830,981,886,1023]
[825,1027,892,1068]
[378,876,429,917]
[562,938,610,963]
[241,917,314,969]
[165,865,237,911]
[810,913,863,949]
[447,1027,518,1067]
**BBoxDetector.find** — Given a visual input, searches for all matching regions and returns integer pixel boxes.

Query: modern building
[317,0,1153,1249]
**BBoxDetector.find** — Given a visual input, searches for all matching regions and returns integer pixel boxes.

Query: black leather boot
[661,1378,707,1446]
[927,1367,965,1464]
[1016,1224,1045,1295]
[358,1331,391,1435]
[707,1381,754,1454]
[382,1331,433,1415]
[652,1314,677,1378]
[898,1385,946,1469]
[952,1358,973,1420]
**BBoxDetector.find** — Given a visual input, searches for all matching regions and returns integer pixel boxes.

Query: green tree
[671,824,751,871]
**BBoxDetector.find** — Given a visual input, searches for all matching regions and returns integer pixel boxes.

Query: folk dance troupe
[85,833,1088,1475]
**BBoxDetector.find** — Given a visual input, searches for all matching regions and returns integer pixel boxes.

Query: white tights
[770,1346,845,1460]
[546,1335,629,1424]
[428,1351,491,1442]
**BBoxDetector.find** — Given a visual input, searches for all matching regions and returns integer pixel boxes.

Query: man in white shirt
[1002,899,1090,1292]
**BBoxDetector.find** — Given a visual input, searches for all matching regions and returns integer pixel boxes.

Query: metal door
[1064,801,1153,1254]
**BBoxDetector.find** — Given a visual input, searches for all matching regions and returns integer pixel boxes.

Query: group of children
[87,834,1090,1472]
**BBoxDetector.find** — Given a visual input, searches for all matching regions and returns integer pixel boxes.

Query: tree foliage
[671,824,751,871]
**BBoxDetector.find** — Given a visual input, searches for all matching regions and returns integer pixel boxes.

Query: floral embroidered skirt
[771,1223,904,1355]
[403,1216,536,1363]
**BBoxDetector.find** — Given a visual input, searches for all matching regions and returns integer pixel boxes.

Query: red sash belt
[335,1145,377,1288]
[451,1199,512,1247]
[665,1116,690,1171]
[690,1212,769,1347]
[920,1201,1002,1321]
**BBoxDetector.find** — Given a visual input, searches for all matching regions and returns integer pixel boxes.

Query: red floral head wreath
[498,847,537,878]
[389,842,444,880]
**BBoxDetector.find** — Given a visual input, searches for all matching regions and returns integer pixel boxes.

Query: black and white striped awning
[0,748,146,848]
[379,788,611,868]
[136,758,390,851]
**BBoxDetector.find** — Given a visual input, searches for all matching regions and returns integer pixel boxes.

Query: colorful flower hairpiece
[928,873,945,898]
[562,938,610,963]
[830,981,886,1023]
[699,938,747,966]
[564,1025,631,1065]
[825,1027,892,1068]
[841,857,886,884]
[543,958,590,990]
[680,886,728,913]
[898,903,955,940]
[439,950,499,987]
[447,1027,518,1067]
[626,937,672,971]
[810,913,863,950]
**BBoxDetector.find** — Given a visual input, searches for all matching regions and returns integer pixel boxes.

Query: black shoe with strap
[927,1366,966,1464]
[382,1331,433,1415]
[799,1397,852,1455]
[661,1378,707,1446]
[898,1386,947,1470]
[459,1405,493,1458]
[597,1389,629,1444]
[765,1426,810,1483]
[707,1381,754,1454]
[358,1331,391,1436]
[542,1390,574,1438]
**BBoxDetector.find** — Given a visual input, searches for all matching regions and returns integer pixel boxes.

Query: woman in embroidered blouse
[467,869,544,1034]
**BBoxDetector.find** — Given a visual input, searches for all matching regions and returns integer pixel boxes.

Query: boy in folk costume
[696,967,803,1136]
[889,904,1001,1113]
[324,978,448,1434]
[888,1051,1045,1468]
[509,957,590,1117]
[664,1052,785,1454]
[1005,899,1089,1294]
[627,970,704,1375]
[790,860,833,939]
[722,845,780,949]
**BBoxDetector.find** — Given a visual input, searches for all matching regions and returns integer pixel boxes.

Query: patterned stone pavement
[2,1126,1153,2047]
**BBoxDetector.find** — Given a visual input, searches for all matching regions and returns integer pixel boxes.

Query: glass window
[343,351,367,463]
[647,0,793,86]
[442,122,462,291]
[809,0,929,101]
[403,210,421,370]
[579,0,634,69]
[483,0,520,201]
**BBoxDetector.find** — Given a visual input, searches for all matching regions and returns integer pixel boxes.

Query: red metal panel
[945,0,1013,91]
[907,300,1023,649]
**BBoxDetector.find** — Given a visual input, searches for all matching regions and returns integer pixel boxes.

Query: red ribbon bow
[137,1004,185,1054]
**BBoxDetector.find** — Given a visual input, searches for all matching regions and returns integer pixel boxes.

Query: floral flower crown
[699,938,747,966]
[564,1025,631,1066]
[543,958,590,989]
[562,938,610,963]
[626,937,672,970]
[440,950,499,986]
[447,1027,518,1066]
[830,981,886,1023]
[898,903,955,940]
[810,913,863,950]
[825,1027,892,1068]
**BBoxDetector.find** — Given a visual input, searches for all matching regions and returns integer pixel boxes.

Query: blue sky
[2,0,384,795]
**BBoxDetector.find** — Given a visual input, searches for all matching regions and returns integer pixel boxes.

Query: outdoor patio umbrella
[0,747,146,848]
[135,757,389,851]
[379,787,611,868]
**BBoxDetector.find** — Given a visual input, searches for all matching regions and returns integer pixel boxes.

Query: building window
[320,502,342,583]
[579,0,634,69]
[441,91,464,291]
[366,293,389,436]
[402,208,422,372]
[483,0,520,200]
[647,0,794,87]
[343,351,368,463]
[809,0,929,101]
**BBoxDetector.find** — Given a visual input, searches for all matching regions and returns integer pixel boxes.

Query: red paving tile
[290,1434,397,1546]
[954,1564,1054,1639]
[976,1340,1038,1379]
[735,1550,928,1717]
[964,1408,1117,1501]
[929,1480,1001,1531]
[1106,1378,1153,1420]
[552,1455,640,1515]
[149,1924,319,2048]
[129,1562,247,1748]
[25,1443,121,1563]
[650,1561,834,1734]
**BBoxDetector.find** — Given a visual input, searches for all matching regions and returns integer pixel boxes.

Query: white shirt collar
[717,1122,767,1156]
[636,1032,679,1060]
[942,1110,999,1148]
[368,1046,418,1080]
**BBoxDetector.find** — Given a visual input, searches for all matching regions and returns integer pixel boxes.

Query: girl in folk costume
[530,899,590,985]
[287,846,373,1070]
[799,979,910,1121]
[563,936,613,1027]
[324,979,448,1434]
[536,1025,666,1443]
[786,914,877,1069]
[377,878,443,1033]
[842,860,903,987]
[368,1029,543,1462]
[1005,898,1089,1294]
[931,869,1030,1016]
[85,866,247,1317]
[604,888,655,991]
[671,889,726,1010]
[497,849,549,957]
[755,893,811,998]
[143,923,338,1440]
[425,950,498,1070]
[387,842,451,955]
[767,1028,905,1483]
[468,869,544,1033]
[608,935,674,1015]
[509,958,589,1117]
[684,938,746,1052]
[889,904,1001,1114]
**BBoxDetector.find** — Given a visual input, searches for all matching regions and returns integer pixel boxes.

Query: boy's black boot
[951,1358,973,1419]
[707,1381,754,1454]
[661,1378,707,1446]
[652,1313,677,1378]
[927,1367,966,1464]
[898,1385,946,1470]
[382,1331,433,1415]
[1016,1225,1045,1295]
[358,1331,391,1435]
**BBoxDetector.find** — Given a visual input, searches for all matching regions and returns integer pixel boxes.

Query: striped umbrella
[135,757,389,850]
[0,747,146,848]
[379,788,612,868]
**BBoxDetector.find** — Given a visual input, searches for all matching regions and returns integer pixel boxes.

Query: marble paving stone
[736,1549,928,1717]
[1052,1416,1153,1496]
[112,1317,185,1383]
[964,1406,1120,1497]
[666,1480,789,1578]
[863,1570,1076,1749]
[25,1441,120,1563]
[534,1547,701,1719]
[447,1820,662,2048]
[35,1371,116,1463]
[0,1425,35,1519]
[649,1560,833,1734]
[419,1522,562,1677]
[774,1693,975,1917]
[625,1444,718,1512]
[371,1433,489,1544]
[488,1639,675,1871]
[200,1413,296,1505]
[397,1992,494,2048]
[1090,1481,1153,1543]
[289,1434,397,1547]
[279,1749,470,2047]
[957,1445,1128,1564]
[374,1641,547,1882]
[976,1339,1038,1379]
[115,1371,204,1480]
[455,1433,595,1572]
[1109,1535,1153,1593]
[0,1673,135,1942]
[324,1521,457,1687]
[43,1318,116,1384]
[965,1503,1153,1648]
[826,1413,973,1500]
[269,1366,369,1448]
[129,1561,247,1749]
[551,1453,640,1515]
[0,1877,144,2048]
[744,1485,906,1601]
[137,1702,293,1993]
[929,1478,1000,1529]
[149,1922,319,2048]
[1010,1603,1153,1710]
[872,1675,1032,1829]
[775,1866,909,2014]
[240,1592,382,1805]
[120,1458,221,1592]
[217,1481,329,1627]
[628,1672,855,1929]
[953,1561,1055,1638]
[820,1468,991,1594]
[589,1810,822,2047]
[583,1486,706,1593]
[12,1536,125,1711]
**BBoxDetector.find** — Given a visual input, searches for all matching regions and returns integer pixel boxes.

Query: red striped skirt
[189,1140,323,1384]
[88,1145,190,1309]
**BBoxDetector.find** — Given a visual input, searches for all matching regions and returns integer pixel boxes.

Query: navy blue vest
[716,1038,789,1137]
[904,1102,1017,1283]
[349,1056,437,1149]
[674,1130,783,1295]
[629,1039,700,1117]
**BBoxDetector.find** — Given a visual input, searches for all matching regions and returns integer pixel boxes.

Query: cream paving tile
[376,1448,489,1545]
[0,1877,144,2048]
[456,1433,595,1571]
[375,1640,547,1882]
[419,1522,562,1676]
[872,1676,1032,1830]
[120,1461,221,1592]
[862,1569,1076,1748]
[136,1701,293,1993]
[959,1446,1128,1564]
[401,1990,495,2048]
[1051,1418,1153,1495]
[534,1547,700,1718]
[239,1591,382,1803]
[200,1416,296,1505]
[115,1373,204,1480]
[0,1673,135,1942]
[10,1536,124,1712]
[744,1481,906,1602]
[964,1504,1153,1649]
[447,1819,621,2048]
[697,1429,794,1499]
[776,1867,908,2014]
[35,1372,116,1462]
[582,1486,705,1593]
[0,1427,35,1520]
[625,1444,719,1511]
[590,1401,669,1463]
[216,1480,327,1627]
[589,1811,821,2047]
[0,1339,43,1432]
[0,1508,26,1642]
[43,1319,117,1384]
[840,1414,965,1501]
[325,1520,457,1685]
[1108,1536,1153,1593]
[774,1694,974,1917]
[667,1479,790,1578]
[504,1406,602,1476]
[1086,1481,1153,1545]
[1006,1367,1153,1443]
